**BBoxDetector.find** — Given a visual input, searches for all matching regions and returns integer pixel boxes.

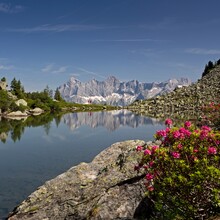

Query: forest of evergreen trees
[202,59,220,77]
[0,77,64,113]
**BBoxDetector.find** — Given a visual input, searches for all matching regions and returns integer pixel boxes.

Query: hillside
[128,64,220,119]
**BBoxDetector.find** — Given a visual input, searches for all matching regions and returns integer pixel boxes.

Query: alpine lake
[0,110,165,219]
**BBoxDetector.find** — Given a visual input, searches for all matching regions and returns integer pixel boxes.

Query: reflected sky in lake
[0,110,165,219]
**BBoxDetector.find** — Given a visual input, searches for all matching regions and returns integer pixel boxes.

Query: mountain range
[58,76,191,106]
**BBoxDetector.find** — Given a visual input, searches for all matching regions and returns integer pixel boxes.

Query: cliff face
[58,76,191,106]
[8,140,155,220]
[128,65,220,118]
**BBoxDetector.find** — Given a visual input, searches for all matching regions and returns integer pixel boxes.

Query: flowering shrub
[136,119,220,219]
[200,102,220,130]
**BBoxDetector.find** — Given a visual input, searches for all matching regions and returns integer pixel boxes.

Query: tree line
[0,77,64,113]
[202,59,220,77]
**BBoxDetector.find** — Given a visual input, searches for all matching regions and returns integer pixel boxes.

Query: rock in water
[8,140,152,220]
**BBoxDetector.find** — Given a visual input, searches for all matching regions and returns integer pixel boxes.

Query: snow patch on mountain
[58,76,191,106]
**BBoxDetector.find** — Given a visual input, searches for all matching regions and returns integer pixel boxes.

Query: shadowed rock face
[8,140,153,220]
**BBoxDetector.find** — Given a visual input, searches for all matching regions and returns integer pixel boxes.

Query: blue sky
[0,0,220,91]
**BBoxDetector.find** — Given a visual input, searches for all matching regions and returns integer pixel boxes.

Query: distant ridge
[58,76,191,106]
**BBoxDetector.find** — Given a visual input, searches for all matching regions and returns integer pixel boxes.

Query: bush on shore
[136,117,220,219]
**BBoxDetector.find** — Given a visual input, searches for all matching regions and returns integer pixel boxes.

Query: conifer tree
[54,88,63,101]
[1,77,6,82]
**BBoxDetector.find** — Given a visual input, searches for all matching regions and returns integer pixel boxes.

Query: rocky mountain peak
[59,76,191,106]
[105,75,120,84]
[70,76,80,83]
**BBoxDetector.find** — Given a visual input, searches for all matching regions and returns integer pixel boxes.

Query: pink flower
[200,130,208,140]
[149,161,154,167]
[172,130,180,139]
[147,185,154,191]
[177,144,182,149]
[193,149,199,153]
[184,129,191,137]
[156,129,167,138]
[201,125,211,132]
[151,145,159,153]
[165,127,171,133]
[171,152,180,159]
[184,121,192,128]
[146,173,154,180]
[165,118,173,127]
[179,127,191,137]
[136,145,143,151]
[208,147,217,155]
[144,149,151,155]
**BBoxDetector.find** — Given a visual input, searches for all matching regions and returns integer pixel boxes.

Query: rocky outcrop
[0,81,7,90]
[15,99,27,107]
[128,65,220,119]
[29,107,44,115]
[6,111,28,118]
[8,140,154,220]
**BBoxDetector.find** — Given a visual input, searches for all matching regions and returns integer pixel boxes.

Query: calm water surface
[0,110,164,219]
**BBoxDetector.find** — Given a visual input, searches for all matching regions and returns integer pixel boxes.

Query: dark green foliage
[0,90,12,112]
[202,59,220,77]
[26,90,54,111]
[10,77,25,98]
[202,61,214,77]
[44,85,53,98]
[26,90,64,112]
[9,102,27,112]
[1,77,6,82]
[54,88,63,101]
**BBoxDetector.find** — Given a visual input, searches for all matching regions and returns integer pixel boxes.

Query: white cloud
[41,64,54,72]
[41,64,68,74]
[0,64,13,70]
[0,3,25,13]
[52,66,68,74]
[77,67,106,79]
[7,24,104,33]
[185,48,220,55]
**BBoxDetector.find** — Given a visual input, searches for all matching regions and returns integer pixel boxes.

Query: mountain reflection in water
[62,110,163,131]
[0,110,163,143]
